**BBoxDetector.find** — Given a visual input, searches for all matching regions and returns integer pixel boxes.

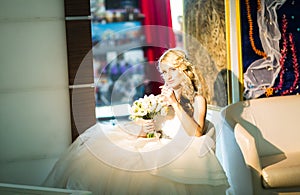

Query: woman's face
[159,63,184,89]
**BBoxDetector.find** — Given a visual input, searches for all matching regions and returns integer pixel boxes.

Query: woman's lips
[167,80,174,84]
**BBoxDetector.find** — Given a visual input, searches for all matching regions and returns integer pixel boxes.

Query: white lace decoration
[243,0,287,99]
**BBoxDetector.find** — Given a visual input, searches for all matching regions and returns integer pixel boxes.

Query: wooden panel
[64,0,97,141]
[64,0,91,16]
[65,20,94,85]
[69,87,96,141]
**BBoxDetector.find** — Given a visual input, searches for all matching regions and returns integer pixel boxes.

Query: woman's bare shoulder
[194,95,207,105]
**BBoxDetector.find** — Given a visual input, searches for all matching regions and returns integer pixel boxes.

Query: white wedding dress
[43,108,229,194]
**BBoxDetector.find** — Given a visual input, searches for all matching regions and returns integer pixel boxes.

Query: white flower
[129,94,168,120]
[149,100,157,112]
[160,106,168,116]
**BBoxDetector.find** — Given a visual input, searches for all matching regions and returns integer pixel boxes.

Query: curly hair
[158,48,203,115]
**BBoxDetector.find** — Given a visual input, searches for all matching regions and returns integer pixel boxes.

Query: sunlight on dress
[43,109,229,194]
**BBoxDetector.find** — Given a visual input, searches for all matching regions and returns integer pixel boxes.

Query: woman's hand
[160,85,178,105]
[137,119,155,137]
[143,119,155,133]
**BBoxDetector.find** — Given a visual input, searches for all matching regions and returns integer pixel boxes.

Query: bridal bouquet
[129,94,168,138]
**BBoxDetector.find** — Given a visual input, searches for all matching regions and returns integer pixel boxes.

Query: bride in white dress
[43,48,229,194]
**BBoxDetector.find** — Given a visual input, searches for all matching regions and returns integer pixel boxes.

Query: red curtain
[139,0,176,83]
[139,0,175,62]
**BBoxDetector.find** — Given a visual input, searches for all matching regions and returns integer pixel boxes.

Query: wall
[0,0,71,185]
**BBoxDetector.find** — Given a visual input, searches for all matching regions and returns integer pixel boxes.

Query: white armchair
[221,95,300,194]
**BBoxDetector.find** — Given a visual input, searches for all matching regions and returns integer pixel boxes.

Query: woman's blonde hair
[158,48,202,105]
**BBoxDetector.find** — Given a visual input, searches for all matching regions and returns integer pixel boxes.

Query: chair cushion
[261,152,300,188]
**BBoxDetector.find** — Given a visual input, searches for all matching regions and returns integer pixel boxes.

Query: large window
[90,0,183,122]
[92,21,145,107]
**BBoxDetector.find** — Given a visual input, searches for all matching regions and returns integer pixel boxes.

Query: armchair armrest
[234,123,262,173]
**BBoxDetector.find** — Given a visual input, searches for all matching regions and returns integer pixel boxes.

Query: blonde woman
[43,48,229,195]
[141,48,207,138]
